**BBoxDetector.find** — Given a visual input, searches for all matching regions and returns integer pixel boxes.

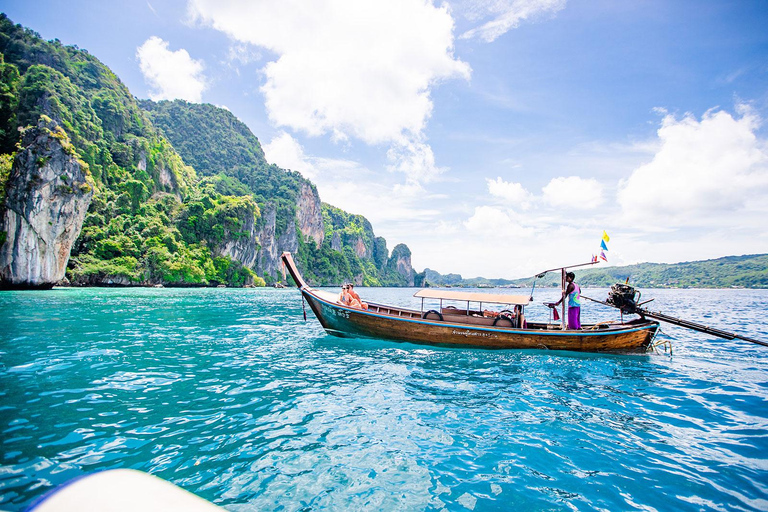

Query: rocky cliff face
[296,182,324,246]
[213,209,259,271]
[0,119,93,288]
[255,182,324,279]
[254,203,301,279]
[389,243,415,286]
[353,236,368,258]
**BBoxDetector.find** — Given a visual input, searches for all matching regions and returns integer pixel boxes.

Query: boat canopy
[413,289,531,306]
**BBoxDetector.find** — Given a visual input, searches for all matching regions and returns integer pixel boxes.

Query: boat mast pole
[561,268,567,329]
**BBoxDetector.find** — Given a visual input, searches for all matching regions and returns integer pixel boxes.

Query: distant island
[425,253,768,289]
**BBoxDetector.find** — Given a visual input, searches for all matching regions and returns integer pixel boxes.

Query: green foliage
[323,203,372,241]
[0,15,269,288]
[141,98,304,239]
[1,15,416,288]
[139,98,419,287]
[176,189,259,247]
[0,152,12,205]
[0,53,20,153]
[138,99,267,175]
[202,173,251,197]
[68,253,141,284]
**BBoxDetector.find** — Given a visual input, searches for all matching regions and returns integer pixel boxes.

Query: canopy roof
[413,288,531,306]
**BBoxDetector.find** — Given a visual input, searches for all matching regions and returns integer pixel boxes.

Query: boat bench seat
[441,313,497,326]
[441,308,486,316]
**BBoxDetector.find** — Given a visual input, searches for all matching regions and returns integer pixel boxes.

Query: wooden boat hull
[282,252,659,353]
[301,288,657,352]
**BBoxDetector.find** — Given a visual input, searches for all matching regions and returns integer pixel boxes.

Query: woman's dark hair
[566,272,575,280]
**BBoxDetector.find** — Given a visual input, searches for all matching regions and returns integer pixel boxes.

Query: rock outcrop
[254,182,324,278]
[212,202,259,270]
[256,204,301,276]
[0,119,93,288]
[296,182,324,246]
[389,243,415,286]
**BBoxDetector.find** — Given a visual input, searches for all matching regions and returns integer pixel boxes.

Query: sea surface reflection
[1,287,767,510]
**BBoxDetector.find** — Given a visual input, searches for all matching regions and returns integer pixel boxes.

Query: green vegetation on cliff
[292,205,417,286]
[0,15,261,287]
[140,100,302,240]
[0,16,417,287]
[142,99,416,286]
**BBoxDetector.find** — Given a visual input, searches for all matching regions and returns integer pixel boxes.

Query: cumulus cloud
[458,0,567,42]
[136,36,207,102]
[387,139,446,185]
[263,131,317,179]
[187,0,469,185]
[464,206,534,235]
[486,176,533,208]
[618,107,768,226]
[542,176,604,209]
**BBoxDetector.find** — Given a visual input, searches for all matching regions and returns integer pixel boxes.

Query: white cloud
[387,139,446,185]
[542,176,604,209]
[458,0,567,42]
[618,107,768,227]
[136,36,207,102]
[465,206,513,234]
[463,206,535,236]
[486,177,533,208]
[187,0,470,185]
[263,131,317,179]
[227,43,261,65]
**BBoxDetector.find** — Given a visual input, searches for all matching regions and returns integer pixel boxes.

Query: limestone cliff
[253,182,324,278]
[0,118,93,288]
[296,182,324,246]
[389,243,415,286]
[211,201,260,270]
[254,203,293,278]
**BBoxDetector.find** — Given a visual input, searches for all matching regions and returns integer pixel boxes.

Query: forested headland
[0,14,419,288]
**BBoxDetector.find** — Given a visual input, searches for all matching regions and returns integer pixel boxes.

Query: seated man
[347,284,368,310]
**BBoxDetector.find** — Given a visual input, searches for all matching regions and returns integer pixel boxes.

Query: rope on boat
[651,328,673,355]
[302,295,307,321]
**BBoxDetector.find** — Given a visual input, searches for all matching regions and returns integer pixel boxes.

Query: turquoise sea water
[1,286,767,511]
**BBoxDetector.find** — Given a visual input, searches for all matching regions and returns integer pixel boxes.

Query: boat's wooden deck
[365,300,620,331]
[310,288,628,332]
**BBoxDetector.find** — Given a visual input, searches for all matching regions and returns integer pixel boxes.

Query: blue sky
[4,1,768,278]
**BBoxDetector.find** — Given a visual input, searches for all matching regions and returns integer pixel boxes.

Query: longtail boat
[281,252,660,352]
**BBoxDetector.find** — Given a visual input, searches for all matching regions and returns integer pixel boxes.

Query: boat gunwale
[301,286,659,338]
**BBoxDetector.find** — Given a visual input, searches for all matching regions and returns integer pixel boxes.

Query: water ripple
[0,287,767,510]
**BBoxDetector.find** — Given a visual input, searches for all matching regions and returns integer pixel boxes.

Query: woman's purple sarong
[568,306,581,330]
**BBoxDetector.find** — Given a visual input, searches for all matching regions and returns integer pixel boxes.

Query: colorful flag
[600,251,607,261]
[602,231,610,243]
[591,255,598,263]
[600,240,608,251]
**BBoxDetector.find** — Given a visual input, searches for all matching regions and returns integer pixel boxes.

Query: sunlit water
[1,287,767,511]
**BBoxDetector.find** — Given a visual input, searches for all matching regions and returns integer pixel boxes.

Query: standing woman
[550,272,581,329]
